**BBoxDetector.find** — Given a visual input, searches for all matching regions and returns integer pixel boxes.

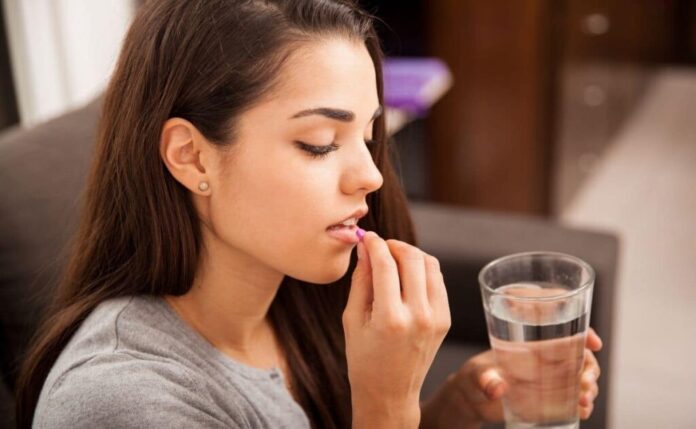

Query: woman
[15,0,602,428]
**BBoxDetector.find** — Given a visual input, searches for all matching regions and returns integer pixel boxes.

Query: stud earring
[198,181,209,192]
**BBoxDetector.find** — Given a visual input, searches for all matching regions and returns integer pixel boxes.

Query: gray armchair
[0,99,618,429]
[0,100,99,428]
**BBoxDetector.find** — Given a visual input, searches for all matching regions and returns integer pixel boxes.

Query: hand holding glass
[479,252,595,429]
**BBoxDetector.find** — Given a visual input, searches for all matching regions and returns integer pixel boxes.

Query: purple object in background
[382,57,453,117]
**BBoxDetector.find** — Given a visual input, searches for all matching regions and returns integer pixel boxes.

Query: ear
[160,118,215,195]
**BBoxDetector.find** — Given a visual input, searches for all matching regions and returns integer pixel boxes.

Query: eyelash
[295,139,377,159]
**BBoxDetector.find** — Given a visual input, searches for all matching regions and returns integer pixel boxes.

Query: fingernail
[356,227,366,241]
[484,379,502,399]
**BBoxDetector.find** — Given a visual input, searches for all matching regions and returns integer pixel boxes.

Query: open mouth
[326,224,359,244]
[326,223,357,231]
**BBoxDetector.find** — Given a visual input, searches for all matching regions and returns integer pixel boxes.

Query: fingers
[346,241,373,314]
[579,382,599,407]
[384,239,451,332]
[478,368,507,400]
[344,231,454,420]
[385,240,428,309]
[447,350,507,422]
[578,348,600,419]
[361,232,401,312]
[462,351,508,402]
[586,327,603,352]
[578,401,594,420]
[581,348,601,383]
[447,351,507,423]
[459,348,600,423]
[349,231,451,348]
[424,253,450,318]
[384,239,448,308]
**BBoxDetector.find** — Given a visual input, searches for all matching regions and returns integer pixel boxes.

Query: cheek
[210,159,353,283]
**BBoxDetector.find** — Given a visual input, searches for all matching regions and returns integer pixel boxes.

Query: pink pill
[356,228,366,241]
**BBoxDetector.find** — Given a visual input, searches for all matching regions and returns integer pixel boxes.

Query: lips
[326,224,360,244]
[328,207,368,229]
[325,207,367,245]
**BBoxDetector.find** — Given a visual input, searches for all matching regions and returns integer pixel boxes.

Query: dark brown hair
[15,1,415,427]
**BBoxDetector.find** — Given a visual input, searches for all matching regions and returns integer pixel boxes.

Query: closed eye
[294,139,377,160]
[294,141,339,159]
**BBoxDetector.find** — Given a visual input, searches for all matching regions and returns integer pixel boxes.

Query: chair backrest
[0,99,101,427]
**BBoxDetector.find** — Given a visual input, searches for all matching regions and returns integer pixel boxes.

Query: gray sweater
[33,295,310,428]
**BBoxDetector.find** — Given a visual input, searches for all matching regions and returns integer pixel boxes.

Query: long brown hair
[15,1,415,427]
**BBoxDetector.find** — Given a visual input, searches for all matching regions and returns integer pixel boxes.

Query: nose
[340,142,384,195]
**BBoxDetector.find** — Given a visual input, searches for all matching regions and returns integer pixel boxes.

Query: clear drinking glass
[478,251,595,429]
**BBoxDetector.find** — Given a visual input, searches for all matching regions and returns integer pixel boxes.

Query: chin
[300,256,352,285]
[310,268,350,284]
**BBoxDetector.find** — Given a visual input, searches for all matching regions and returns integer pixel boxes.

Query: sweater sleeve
[33,353,247,429]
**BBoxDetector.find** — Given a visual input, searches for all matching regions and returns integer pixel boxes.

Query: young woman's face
[206,38,384,284]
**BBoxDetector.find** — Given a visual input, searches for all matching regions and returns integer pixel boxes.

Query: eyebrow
[289,105,383,123]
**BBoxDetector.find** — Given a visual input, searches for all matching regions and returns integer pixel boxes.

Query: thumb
[478,368,507,400]
[344,241,373,322]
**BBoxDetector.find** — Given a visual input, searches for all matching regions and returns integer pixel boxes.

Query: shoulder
[34,352,245,428]
[54,295,185,370]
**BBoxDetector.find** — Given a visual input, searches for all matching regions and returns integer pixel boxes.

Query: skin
[159,37,383,374]
[419,329,602,428]
[159,36,602,427]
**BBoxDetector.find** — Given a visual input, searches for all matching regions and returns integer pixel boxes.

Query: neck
[166,225,286,367]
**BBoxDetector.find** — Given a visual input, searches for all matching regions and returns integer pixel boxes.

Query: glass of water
[478,251,595,429]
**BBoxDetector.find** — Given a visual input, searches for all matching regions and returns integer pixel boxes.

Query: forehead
[261,38,379,119]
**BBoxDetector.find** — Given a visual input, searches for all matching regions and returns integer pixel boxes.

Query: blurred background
[0,1,694,428]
